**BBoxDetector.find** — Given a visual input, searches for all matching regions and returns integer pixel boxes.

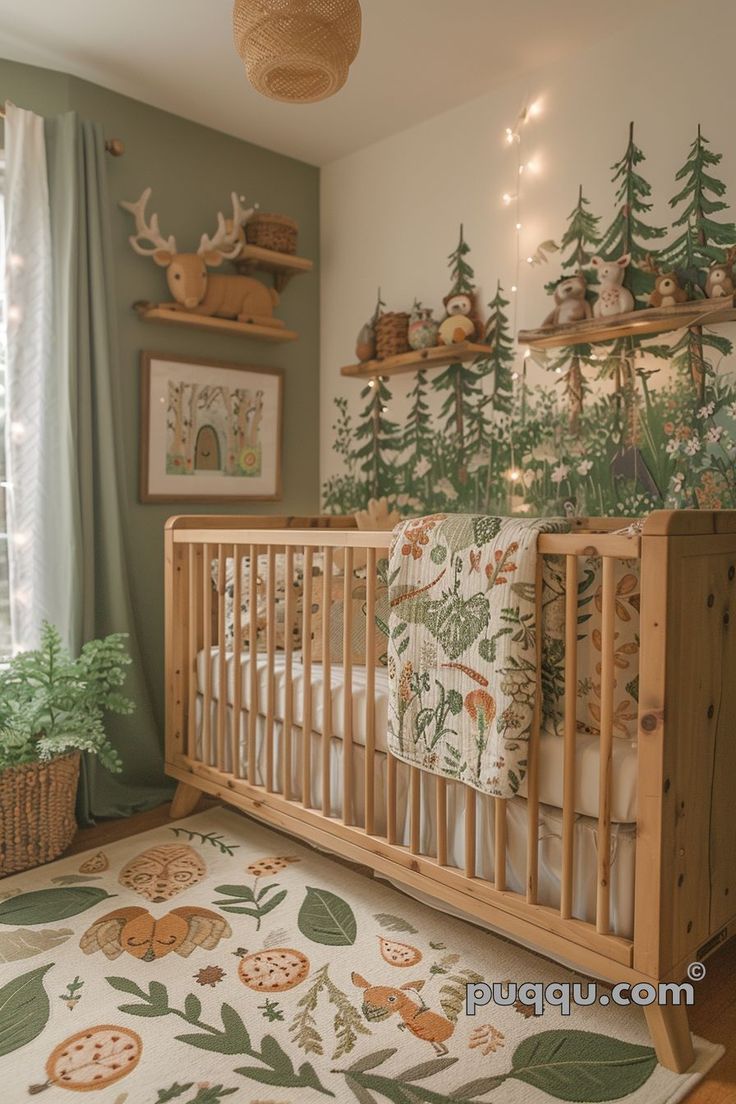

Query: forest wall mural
[322,120,736,519]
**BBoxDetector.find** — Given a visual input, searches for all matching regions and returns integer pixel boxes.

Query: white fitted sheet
[195,697,636,938]
[196,649,638,823]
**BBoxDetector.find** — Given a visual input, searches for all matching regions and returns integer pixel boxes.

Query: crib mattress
[195,697,636,938]
[196,649,638,823]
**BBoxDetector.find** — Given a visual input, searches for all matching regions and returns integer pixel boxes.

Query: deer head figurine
[120,189,282,327]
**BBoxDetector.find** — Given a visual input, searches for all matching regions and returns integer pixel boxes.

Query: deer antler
[119,188,176,256]
[198,192,257,260]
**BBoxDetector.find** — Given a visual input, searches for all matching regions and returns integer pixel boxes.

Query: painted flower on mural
[577,459,593,476]
[414,457,432,478]
[551,463,569,485]
[698,402,716,419]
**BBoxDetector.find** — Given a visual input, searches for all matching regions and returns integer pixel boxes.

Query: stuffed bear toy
[438,291,483,344]
[543,273,592,327]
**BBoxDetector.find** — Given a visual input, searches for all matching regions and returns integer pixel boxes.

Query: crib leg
[643,1002,695,1073]
[169,781,202,819]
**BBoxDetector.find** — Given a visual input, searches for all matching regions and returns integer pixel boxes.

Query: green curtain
[44,112,172,821]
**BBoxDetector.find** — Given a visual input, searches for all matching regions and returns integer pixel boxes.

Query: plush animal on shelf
[640,254,689,307]
[438,290,482,345]
[408,301,440,350]
[590,254,635,318]
[542,272,592,326]
[355,319,377,361]
[352,972,454,1055]
[706,246,736,299]
[120,189,282,327]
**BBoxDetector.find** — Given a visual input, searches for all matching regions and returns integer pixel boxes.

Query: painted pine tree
[471,283,515,508]
[401,369,434,476]
[597,121,667,301]
[597,122,667,444]
[353,376,401,499]
[432,226,486,482]
[662,126,735,399]
[546,186,601,432]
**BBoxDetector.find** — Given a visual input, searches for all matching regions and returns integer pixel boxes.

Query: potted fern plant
[0,622,132,875]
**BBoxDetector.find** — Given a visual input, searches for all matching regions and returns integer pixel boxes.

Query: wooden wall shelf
[133,303,298,343]
[518,297,736,351]
[340,341,493,379]
[234,246,313,292]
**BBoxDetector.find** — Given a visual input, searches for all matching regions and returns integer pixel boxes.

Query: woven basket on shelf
[0,752,80,876]
[233,0,362,104]
[375,312,410,359]
[246,212,299,254]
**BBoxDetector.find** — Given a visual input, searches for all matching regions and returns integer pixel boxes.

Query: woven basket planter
[375,312,410,359]
[233,0,362,104]
[0,752,80,876]
[246,212,299,254]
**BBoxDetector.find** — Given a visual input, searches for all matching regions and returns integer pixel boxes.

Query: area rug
[0,808,722,1103]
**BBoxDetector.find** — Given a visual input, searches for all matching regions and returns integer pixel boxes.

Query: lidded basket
[233,0,362,104]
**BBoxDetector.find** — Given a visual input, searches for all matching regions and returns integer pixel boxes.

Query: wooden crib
[164,509,736,1073]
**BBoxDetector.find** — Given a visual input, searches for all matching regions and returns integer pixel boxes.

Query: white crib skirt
[195,697,636,939]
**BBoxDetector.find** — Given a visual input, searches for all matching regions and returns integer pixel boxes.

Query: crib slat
[216,544,228,771]
[387,753,398,844]
[202,543,213,766]
[364,548,377,835]
[302,547,314,808]
[495,798,507,892]
[436,777,447,866]
[465,787,476,878]
[342,548,354,825]
[187,544,199,759]
[247,544,258,785]
[321,547,334,817]
[410,768,421,854]
[265,546,276,793]
[283,545,295,800]
[526,553,544,904]
[232,546,243,779]
[596,556,617,934]
[561,554,579,919]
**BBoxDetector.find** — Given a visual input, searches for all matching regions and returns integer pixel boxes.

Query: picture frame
[140,351,283,503]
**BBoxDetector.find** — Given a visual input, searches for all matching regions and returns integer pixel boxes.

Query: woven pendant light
[233,0,362,103]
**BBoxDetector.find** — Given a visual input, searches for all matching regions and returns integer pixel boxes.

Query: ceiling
[0,0,666,165]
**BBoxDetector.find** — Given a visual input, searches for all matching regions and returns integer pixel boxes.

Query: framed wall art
[140,352,283,502]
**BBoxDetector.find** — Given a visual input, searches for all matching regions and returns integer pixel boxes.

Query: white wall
[320,0,736,497]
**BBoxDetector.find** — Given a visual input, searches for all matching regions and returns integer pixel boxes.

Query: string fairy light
[498,95,543,498]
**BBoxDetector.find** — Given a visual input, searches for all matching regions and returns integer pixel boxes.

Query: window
[0,169,10,657]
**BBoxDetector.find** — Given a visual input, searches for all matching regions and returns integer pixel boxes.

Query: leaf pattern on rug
[0,927,73,962]
[106,977,334,1097]
[212,881,287,930]
[298,888,357,946]
[289,964,371,1060]
[373,913,418,935]
[0,963,52,1057]
[0,887,115,925]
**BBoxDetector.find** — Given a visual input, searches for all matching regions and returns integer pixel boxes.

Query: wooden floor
[70,802,735,1103]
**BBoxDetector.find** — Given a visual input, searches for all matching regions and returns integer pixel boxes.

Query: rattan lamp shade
[233,0,362,103]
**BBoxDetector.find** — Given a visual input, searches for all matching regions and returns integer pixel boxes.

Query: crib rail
[166,517,644,979]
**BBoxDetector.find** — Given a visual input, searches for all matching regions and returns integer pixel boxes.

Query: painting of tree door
[141,354,282,502]
[194,425,220,470]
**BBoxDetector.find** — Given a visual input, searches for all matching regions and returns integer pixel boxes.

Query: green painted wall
[0,57,321,730]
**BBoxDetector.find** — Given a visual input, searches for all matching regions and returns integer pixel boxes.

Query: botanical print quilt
[387,515,569,798]
[0,808,720,1103]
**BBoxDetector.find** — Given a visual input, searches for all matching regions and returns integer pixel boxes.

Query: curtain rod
[0,103,124,156]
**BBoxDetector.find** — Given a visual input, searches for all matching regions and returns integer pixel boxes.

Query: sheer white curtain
[4,102,77,652]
